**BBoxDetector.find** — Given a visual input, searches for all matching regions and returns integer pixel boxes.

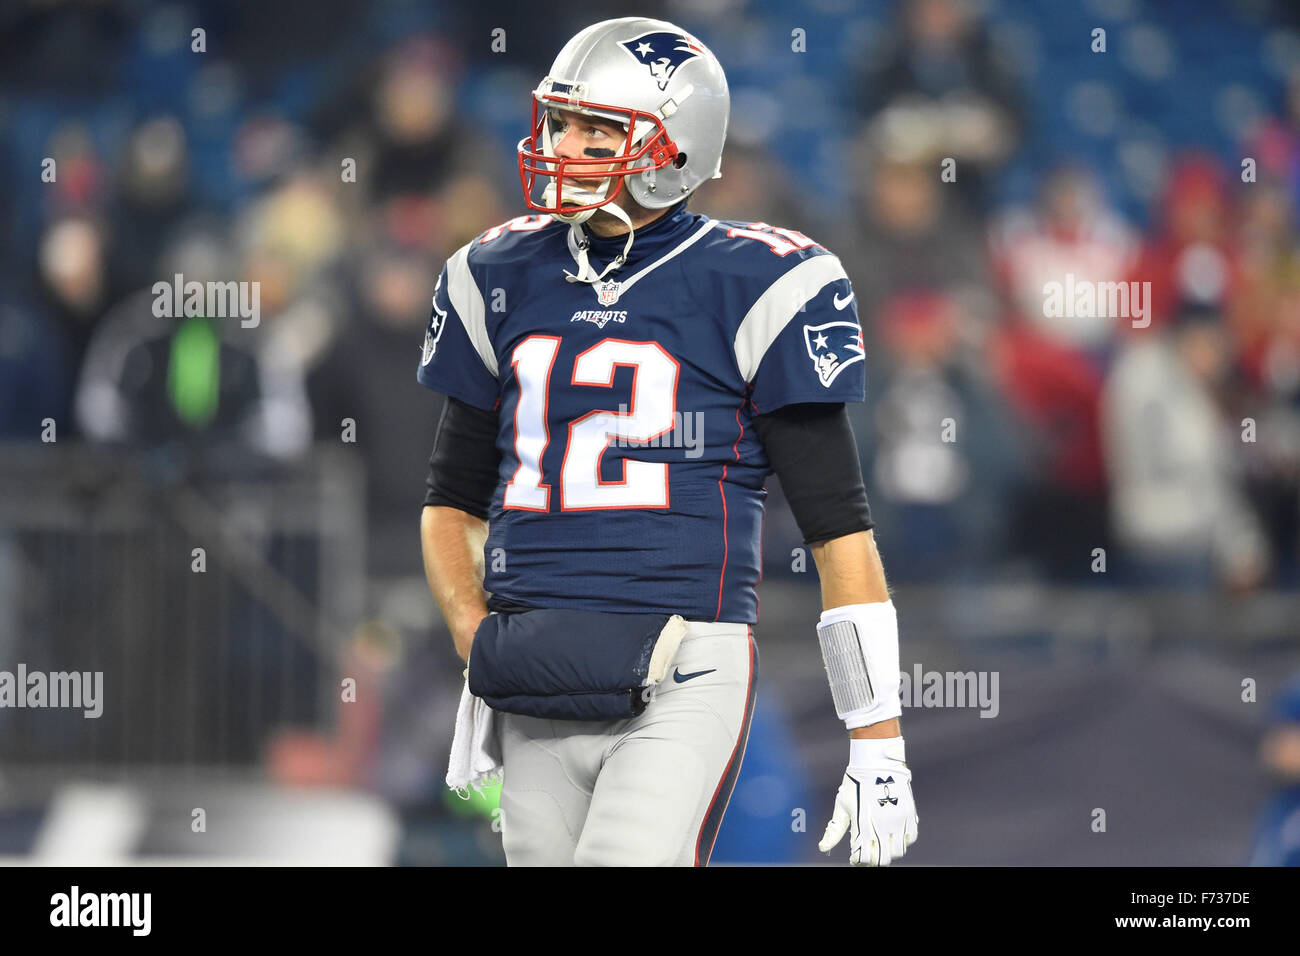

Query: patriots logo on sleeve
[421,283,449,367]
[803,321,865,387]
[619,32,704,90]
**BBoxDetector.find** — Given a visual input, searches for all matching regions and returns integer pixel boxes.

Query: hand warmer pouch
[468,608,687,720]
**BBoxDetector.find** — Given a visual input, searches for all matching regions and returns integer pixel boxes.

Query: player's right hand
[818,736,918,866]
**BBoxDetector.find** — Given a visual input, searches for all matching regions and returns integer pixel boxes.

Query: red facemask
[516,88,680,217]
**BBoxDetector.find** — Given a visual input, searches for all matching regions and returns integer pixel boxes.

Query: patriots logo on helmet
[422,283,449,367]
[619,32,705,91]
[804,320,865,387]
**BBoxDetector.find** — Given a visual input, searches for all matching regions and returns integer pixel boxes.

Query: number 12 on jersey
[504,335,681,512]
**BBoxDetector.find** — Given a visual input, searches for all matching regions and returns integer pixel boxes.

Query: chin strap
[564,200,636,284]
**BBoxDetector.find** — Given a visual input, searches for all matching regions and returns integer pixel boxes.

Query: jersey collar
[577,201,697,268]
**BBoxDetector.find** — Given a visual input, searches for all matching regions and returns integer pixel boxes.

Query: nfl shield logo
[596,280,622,306]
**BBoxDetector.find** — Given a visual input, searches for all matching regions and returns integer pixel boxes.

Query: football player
[419,16,918,866]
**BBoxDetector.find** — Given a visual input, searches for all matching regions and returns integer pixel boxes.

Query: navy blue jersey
[417,203,864,622]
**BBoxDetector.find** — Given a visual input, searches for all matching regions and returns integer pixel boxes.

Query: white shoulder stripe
[446,244,497,377]
[733,255,849,383]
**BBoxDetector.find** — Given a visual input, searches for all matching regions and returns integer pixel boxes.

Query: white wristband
[817,600,902,730]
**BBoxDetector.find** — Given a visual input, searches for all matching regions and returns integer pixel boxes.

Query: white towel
[446,674,503,797]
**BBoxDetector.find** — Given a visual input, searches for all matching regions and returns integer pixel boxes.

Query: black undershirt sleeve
[423,397,502,520]
[750,402,874,545]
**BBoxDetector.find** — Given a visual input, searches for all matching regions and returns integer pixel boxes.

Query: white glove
[819,736,918,866]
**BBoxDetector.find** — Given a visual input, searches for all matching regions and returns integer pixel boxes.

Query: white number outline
[724,221,819,256]
[502,335,681,512]
[502,334,559,511]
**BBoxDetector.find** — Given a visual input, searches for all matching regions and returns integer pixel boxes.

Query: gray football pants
[496,620,758,866]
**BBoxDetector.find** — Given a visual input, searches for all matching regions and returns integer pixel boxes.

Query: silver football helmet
[517,17,730,225]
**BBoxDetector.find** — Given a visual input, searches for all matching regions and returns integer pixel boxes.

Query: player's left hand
[818,736,918,866]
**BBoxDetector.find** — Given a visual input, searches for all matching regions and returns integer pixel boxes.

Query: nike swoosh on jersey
[833,291,855,310]
[672,667,717,683]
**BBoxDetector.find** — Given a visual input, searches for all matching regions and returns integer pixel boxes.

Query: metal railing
[0,442,365,768]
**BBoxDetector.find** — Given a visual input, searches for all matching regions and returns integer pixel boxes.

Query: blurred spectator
[854,291,1025,581]
[855,0,1023,210]
[73,228,312,460]
[36,215,110,376]
[232,113,313,196]
[1131,154,1239,330]
[236,169,347,282]
[306,170,506,579]
[1102,306,1268,590]
[1231,175,1300,386]
[307,238,445,578]
[429,171,513,260]
[991,320,1108,581]
[310,36,485,204]
[234,167,348,374]
[836,143,993,330]
[695,143,808,228]
[1241,65,1300,216]
[990,164,1139,359]
[109,116,193,296]
[1231,175,1300,582]
[42,122,108,218]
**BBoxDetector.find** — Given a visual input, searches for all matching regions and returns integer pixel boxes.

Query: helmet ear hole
[673,152,688,170]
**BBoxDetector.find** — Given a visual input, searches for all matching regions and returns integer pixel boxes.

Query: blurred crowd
[839,139,1300,592]
[826,0,1300,594]
[5,0,1298,598]
[0,0,1296,586]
